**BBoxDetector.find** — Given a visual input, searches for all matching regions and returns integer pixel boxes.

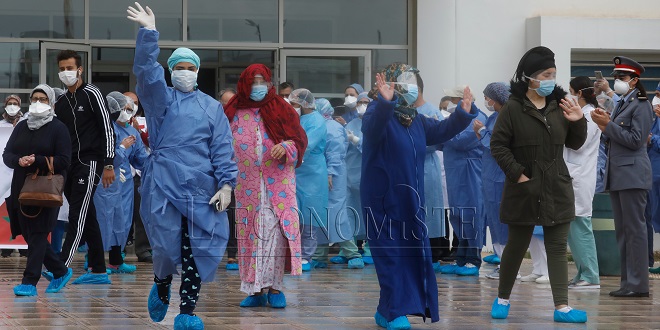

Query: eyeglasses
[357,101,370,106]
[30,97,49,103]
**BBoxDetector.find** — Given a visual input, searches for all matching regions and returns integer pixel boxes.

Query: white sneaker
[516,273,522,279]
[568,280,600,290]
[535,275,550,284]
[520,273,542,282]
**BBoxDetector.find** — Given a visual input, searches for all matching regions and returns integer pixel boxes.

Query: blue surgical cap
[167,47,201,72]
[315,98,334,119]
[656,82,660,92]
[347,83,364,95]
[357,92,371,103]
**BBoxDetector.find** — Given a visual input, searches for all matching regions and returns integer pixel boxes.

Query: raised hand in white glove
[346,130,360,145]
[209,184,232,212]
[119,168,127,183]
[127,2,156,30]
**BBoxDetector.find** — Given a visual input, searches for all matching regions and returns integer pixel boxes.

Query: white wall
[417,0,660,110]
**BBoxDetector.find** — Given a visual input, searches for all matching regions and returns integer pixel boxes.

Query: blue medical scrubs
[94,122,148,251]
[133,28,237,283]
[440,101,487,267]
[361,94,476,323]
[416,102,445,238]
[345,117,365,237]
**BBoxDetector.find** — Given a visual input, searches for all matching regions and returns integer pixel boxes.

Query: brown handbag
[18,156,64,218]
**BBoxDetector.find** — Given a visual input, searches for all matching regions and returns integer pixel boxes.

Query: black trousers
[430,212,458,262]
[59,160,106,273]
[226,192,237,260]
[132,175,152,258]
[20,207,67,285]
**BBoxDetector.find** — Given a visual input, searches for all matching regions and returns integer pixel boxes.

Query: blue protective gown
[478,111,508,246]
[647,116,660,232]
[317,118,353,243]
[345,117,365,237]
[94,122,148,251]
[441,102,487,264]
[342,108,359,125]
[361,95,476,323]
[416,102,446,238]
[133,28,237,283]
[296,111,328,228]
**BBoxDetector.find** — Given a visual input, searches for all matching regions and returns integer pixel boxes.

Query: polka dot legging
[154,217,202,315]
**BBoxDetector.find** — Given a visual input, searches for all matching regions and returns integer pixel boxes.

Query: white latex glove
[127,2,156,30]
[346,130,360,145]
[119,168,126,183]
[209,184,232,212]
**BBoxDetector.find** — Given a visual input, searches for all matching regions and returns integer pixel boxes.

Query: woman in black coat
[3,84,73,296]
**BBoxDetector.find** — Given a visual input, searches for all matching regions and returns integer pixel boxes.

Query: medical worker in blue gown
[437,87,488,277]
[412,73,446,272]
[472,82,511,279]
[94,92,148,274]
[289,89,328,272]
[332,92,375,265]
[128,3,237,329]
[311,98,364,269]
[363,64,477,330]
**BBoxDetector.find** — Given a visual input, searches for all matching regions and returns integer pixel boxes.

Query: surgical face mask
[567,94,579,103]
[485,99,495,112]
[130,101,139,113]
[614,79,633,95]
[58,70,79,87]
[356,104,367,115]
[4,105,20,116]
[344,95,357,108]
[400,84,419,105]
[293,106,301,116]
[284,97,291,104]
[28,102,51,117]
[250,84,268,102]
[447,103,457,113]
[118,109,132,122]
[525,75,556,97]
[171,70,197,92]
[653,96,660,107]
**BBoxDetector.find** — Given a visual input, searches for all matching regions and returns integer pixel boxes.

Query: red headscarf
[224,64,307,168]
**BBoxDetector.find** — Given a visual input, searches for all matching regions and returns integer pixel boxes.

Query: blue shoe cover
[46,268,73,293]
[72,272,111,284]
[374,312,388,328]
[174,313,204,330]
[456,265,479,276]
[330,256,348,264]
[483,254,499,264]
[268,291,286,308]
[83,253,89,270]
[310,260,327,269]
[42,271,54,281]
[240,294,267,307]
[491,298,510,319]
[107,263,137,274]
[302,262,311,272]
[77,244,88,253]
[387,316,411,330]
[439,263,459,274]
[13,284,37,296]
[226,263,239,270]
[554,308,587,323]
[348,258,365,269]
[148,283,170,322]
[362,256,374,264]
[432,262,442,273]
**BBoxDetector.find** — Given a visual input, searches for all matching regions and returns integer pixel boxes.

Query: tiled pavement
[0,253,658,329]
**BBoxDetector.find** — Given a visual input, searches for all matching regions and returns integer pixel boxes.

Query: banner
[0,126,27,249]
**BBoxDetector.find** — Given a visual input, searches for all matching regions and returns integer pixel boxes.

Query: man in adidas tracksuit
[54,50,116,284]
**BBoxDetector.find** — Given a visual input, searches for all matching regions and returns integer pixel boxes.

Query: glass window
[285,56,364,95]
[44,48,88,89]
[0,0,84,39]
[220,50,274,66]
[90,0,182,40]
[0,43,39,89]
[187,0,278,42]
[373,49,408,75]
[284,0,408,45]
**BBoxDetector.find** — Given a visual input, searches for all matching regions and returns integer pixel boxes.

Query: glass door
[39,42,91,87]
[280,49,371,105]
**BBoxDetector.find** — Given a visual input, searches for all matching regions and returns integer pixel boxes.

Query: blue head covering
[167,48,201,72]
[656,82,660,92]
[356,92,371,103]
[315,98,334,119]
[347,83,364,95]
[483,82,511,105]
